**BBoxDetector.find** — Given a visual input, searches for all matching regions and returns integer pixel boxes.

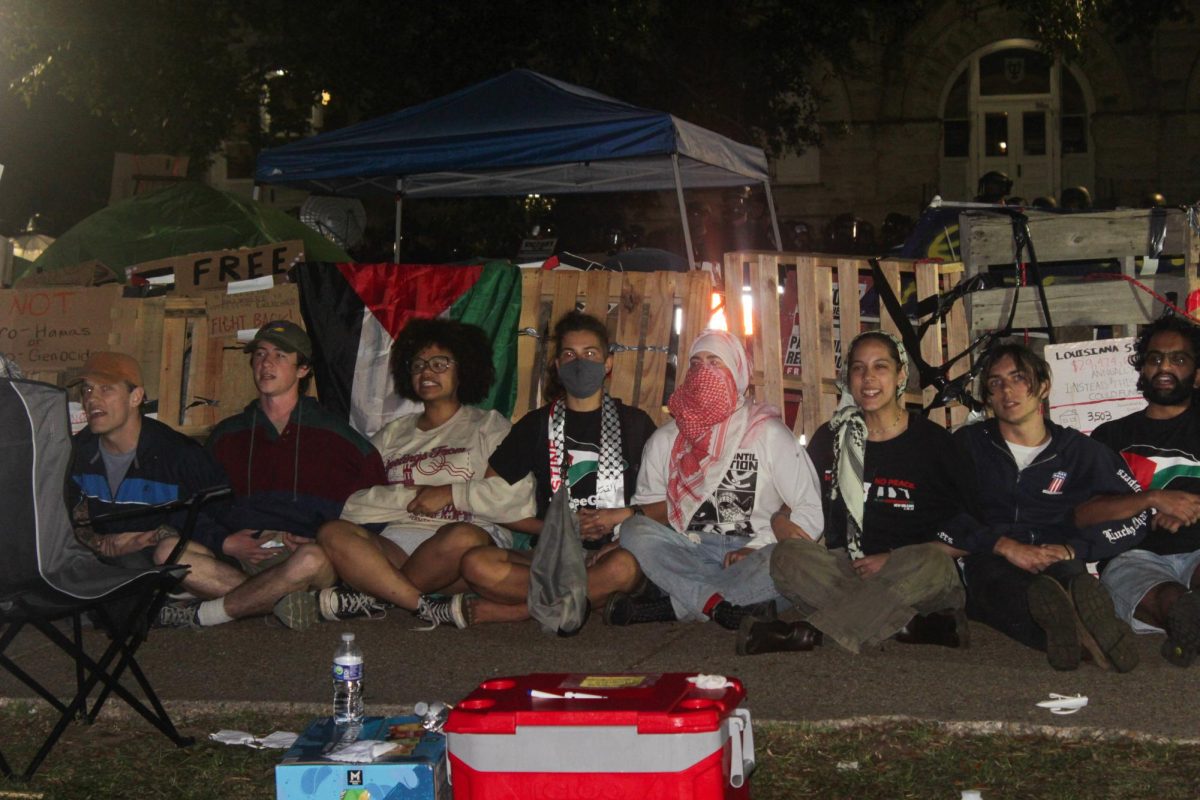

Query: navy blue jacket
[70,416,232,552]
[950,418,1149,561]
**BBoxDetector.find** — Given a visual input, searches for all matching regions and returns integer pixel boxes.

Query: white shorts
[379,521,513,555]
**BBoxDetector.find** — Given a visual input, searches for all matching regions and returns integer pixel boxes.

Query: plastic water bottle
[332,632,364,724]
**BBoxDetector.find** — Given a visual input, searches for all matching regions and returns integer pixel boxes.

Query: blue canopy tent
[254,69,781,265]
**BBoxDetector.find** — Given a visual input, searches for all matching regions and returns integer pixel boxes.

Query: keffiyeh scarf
[548,391,623,510]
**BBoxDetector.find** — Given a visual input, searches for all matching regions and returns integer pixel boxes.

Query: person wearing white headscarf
[607,329,824,630]
[741,330,974,656]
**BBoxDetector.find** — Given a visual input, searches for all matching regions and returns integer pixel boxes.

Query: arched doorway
[939,39,1093,203]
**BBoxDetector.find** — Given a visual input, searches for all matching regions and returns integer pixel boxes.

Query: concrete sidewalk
[2,615,1194,740]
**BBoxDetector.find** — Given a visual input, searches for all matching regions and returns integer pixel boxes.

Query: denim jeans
[619,516,779,622]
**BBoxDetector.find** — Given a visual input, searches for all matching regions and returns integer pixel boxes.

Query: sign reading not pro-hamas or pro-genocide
[0,285,122,373]
[127,241,305,295]
[1046,337,1147,435]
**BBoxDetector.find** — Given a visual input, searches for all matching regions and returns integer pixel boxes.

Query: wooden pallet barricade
[723,252,970,438]
[513,268,713,425]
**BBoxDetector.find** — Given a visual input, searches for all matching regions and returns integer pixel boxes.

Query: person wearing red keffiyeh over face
[608,329,824,631]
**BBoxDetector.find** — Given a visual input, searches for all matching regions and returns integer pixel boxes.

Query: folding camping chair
[0,377,228,781]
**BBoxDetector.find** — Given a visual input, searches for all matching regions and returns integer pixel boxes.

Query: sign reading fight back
[128,240,305,295]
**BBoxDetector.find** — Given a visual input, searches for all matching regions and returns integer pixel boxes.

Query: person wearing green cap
[155,320,386,630]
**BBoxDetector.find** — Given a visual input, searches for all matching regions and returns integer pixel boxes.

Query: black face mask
[558,358,607,399]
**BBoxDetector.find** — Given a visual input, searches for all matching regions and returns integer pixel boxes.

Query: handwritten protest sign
[205,283,302,340]
[0,285,121,372]
[1046,337,1146,435]
[128,241,305,295]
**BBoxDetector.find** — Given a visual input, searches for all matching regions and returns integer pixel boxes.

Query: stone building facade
[771,0,1200,238]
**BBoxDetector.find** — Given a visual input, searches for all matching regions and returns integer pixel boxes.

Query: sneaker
[272,590,319,631]
[155,599,201,629]
[1068,574,1138,673]
[1027,575,1081,671]
[1162,591,1200,667]
[603,592,677,625]
[415,594,469,630]
[318,587,391,621]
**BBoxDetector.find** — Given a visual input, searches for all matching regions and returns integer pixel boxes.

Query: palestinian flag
[294,261,522,437]
[1121,447,1200,491]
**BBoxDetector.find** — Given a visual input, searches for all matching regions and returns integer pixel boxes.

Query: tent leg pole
[671,154,697,269]
[763,180,783,252]
[252,184,261,202]
[393,179,404,263]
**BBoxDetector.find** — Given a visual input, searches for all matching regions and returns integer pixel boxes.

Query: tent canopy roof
[255,69,770,198]
[24,182,349,281]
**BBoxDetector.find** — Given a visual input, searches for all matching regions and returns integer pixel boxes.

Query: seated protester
[742,331,968,655]
[438,310,658,628]
[317,319,535,621]
[953,343,1148,672]
[1079,316,1200,667]
[611,329,824,631]
[157,320,386,630]
[69,351,233,588]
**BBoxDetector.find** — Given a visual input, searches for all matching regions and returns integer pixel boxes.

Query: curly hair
[976,341,1051,402]
[389,318,495,405]
[1129,314,1200,370]
[543,311,610,401]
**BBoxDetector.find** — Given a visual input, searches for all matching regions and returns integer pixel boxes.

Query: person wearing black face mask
[419,310,658,628]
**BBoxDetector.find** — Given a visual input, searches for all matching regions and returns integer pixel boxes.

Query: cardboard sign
[128,241,305,295]
[205,283,302,340]
[1046,337,1146,435]
[0,285,121,372]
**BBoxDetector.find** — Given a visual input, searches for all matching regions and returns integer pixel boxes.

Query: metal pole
[393,178,404,263]
[763,181,782,252]
[671,154,697,268]
[252,183,261,202]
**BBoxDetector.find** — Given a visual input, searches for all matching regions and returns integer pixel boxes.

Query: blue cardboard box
[276,716,448,800]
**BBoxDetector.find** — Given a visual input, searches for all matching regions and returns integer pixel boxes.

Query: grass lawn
[1,703,1197,799]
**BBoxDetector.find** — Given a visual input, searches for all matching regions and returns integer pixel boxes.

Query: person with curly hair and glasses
[317,318,536,624]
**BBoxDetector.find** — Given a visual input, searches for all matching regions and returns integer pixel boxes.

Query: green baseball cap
[244,320,312,359]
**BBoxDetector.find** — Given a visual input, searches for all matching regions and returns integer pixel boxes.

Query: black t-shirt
[489,399,658,520]
[807,414,974,554]
[1092,408,1200,555]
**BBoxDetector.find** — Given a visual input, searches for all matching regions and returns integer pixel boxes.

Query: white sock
[197,599,234,627]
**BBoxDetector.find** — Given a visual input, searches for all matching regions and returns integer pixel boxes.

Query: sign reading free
[128,240,305,295]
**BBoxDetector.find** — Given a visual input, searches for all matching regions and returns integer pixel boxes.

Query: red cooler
[444,672,753,800]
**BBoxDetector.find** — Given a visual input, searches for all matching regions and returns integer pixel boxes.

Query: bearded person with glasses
[317,318,537,624]
[1080,316,1200,668]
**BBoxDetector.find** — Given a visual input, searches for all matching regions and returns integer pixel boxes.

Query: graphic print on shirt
[1120,445,1200,492]
[384,445,474,522]
[870,475,915,511]
[687,450,758,536]
[562,431,626,509]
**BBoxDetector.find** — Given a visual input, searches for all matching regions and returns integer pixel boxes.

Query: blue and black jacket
[950,418,1149,561]
[70,416,232,552]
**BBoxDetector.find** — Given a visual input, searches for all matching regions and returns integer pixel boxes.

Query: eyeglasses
[408,356,456,374]
[1144,351,1194,368]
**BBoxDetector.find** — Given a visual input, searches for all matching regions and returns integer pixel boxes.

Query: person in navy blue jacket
[949,343,1149,672]
[69,351,232,583]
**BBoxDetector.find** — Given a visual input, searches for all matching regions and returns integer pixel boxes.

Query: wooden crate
[961,207,1200,336]
[513,268,714,424]
[724,252,970,438]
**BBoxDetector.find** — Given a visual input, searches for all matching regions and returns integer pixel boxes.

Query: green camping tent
[20,182,350,282]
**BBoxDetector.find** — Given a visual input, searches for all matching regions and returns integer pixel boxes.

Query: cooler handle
[727,708,755,788]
